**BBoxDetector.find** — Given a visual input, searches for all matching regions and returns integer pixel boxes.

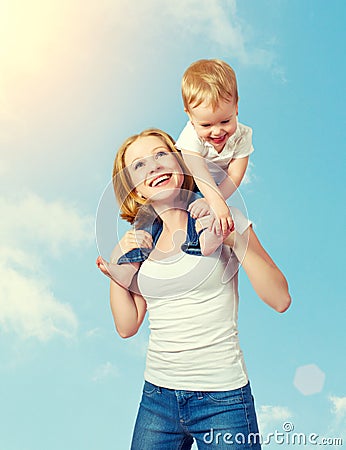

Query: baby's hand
[188,198,211,219]
[210,202,234,235]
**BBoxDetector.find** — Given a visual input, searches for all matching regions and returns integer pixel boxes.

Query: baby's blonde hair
[182,59,238,111]
[112,128,195,225]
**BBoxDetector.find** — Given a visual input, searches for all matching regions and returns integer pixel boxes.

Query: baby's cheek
[197,129,209,139]
[229,121,238,135]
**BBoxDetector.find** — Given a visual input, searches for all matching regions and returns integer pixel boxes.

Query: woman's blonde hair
[112,128,195,225]
[182,59,238,111]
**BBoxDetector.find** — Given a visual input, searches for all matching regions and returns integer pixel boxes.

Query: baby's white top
[175,119,254,184]
[137,207,251,391]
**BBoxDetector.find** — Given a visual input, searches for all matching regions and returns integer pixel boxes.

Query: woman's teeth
[151,174,170,187]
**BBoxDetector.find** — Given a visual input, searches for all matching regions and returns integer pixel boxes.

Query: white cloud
[329,396,346,421]
[322,396,346,444]
[166,0,274,67]
[272,64,288,84]
[0,192,94,256]
[258,399,346,445]
[257,405,292,434]
[91,361,119,382]
[243,161,255,185]
[0,191,93,341]
[0,250,78,341]
[127,332,149,358]
[85,328,103,339]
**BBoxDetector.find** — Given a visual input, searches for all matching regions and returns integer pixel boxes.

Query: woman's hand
[95,237,146,338]
[117,229,153,257]
[96,228,148,288]
[96,255,112,279]
[96,252,140,289]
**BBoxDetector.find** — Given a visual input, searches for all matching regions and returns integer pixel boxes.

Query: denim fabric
[130,381,261,449]
[117,204,205,265]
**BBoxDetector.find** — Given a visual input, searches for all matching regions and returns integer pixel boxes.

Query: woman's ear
[136,190,146,200]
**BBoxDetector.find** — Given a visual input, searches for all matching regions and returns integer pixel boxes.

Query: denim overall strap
[180,213,204,256]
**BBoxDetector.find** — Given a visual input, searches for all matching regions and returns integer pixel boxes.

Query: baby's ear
[185,109,194,125]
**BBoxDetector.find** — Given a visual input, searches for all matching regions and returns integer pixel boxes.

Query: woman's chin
[148,187,182,204]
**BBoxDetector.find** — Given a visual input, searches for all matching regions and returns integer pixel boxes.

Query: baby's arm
[96,229,152,288]
[218,156,249,199]
[182,149,233,234]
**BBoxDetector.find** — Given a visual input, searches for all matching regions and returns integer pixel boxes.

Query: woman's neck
[145,194,190,256]
[160,208,188,233]
[151,198,188,229]
[150,206,188,256]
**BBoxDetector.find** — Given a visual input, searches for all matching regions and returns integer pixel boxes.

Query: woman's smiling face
[125,135,184,202]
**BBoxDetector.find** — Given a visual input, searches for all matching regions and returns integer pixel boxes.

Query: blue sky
[0,0,345,448]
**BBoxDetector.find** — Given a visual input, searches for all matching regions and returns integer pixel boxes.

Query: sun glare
[0,1,68,74]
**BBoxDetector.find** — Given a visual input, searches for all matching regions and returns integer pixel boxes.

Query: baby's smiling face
[187,97,238,152]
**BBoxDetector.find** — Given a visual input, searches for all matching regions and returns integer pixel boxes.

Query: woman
[96,128,291,449]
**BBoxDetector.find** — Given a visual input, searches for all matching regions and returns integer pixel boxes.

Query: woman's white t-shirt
[137,208,250,391]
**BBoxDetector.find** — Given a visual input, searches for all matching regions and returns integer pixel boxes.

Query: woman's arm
[110,275,147,338]
[97,243,147,338]
[225,227,291,313]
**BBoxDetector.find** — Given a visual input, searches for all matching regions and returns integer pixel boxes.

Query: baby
[176,58,254,235]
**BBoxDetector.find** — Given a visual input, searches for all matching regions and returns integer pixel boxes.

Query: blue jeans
[130,381,261,449]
